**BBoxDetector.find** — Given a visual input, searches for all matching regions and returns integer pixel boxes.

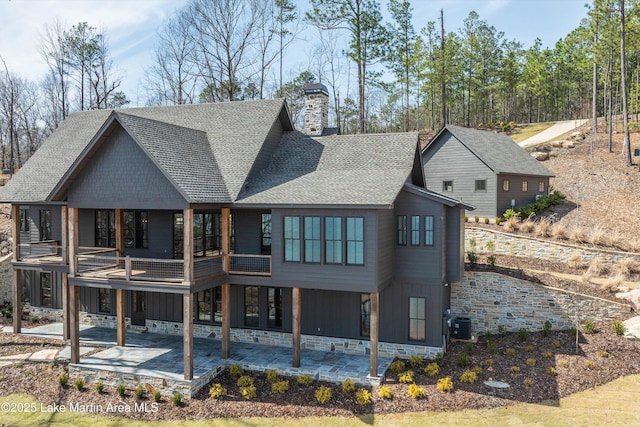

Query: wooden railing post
[125,256,131,281]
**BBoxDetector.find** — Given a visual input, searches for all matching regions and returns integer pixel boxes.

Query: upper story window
[20,208,30,232]
[424,215,434,246]
[325,217,342,264]
[304,216,321,263]
[442,181,453,192]
[522,180,528,192]
[96,210,116,248]
[283,216,301,262]
[261,213,272,255]
[346,217,364,265]
[538,181,545,193]
[503,179,510,191]
[411,215,420,246]
[397,215,407,246]
[475,180,487,191]
[124,211,148,249]
[39,209,51,241]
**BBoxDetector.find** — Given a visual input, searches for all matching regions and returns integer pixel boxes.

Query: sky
[0,0,590,107]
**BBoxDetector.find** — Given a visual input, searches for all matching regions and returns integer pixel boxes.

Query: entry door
[131,291,146,326]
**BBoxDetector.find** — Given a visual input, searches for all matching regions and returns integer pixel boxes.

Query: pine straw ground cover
[0,319,638,421]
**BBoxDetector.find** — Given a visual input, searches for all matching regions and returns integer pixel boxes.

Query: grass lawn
[509,122,556,143]
[1,374,638,426]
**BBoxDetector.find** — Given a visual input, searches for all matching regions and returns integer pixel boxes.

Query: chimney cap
[304,82,329,96]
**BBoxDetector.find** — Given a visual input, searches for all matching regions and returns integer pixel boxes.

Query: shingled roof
[425,125,554,177]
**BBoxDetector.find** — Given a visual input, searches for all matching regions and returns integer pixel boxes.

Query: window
[397,215,407,246]
[325,217,342,264]
[124,211,148,249]
[304,216,321,263]
[522,180,528,192]
[502,179,510,191]
[283,216,301,262]
[20,208,30,232]
[244,286,259,327]
[193,212,219,257]
[98,288,111,313]
[261,213,272,255]
[360,294,370,336]
[475,180,487,191]
[197,287,222,323]
[39,209,51,241]
[95,210,116,247]
[538,181,545,193]
[268,287,282,329]
[411,215,420,246]
[346,217,364,265]
[409,297,426,341]
[41,273,52,307]
[424,215,434,246]
[442,180,453,192]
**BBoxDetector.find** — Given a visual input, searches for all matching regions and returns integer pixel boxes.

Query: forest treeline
[0,0,638,170]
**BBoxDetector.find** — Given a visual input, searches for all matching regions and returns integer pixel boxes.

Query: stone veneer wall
[465,227,640,267]
[30,307,442,361]
[451,271,633,335]
[0,253,13,304]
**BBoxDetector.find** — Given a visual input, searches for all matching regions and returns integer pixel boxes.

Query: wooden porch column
[114,209,126,346]
[369,292,379,378]
[61,206,69,340]
[11,204,21,333]
[67,208,80,363]
[292,287,301,368]
[183,292,194,380]
[221,207,231,359]
[115,209,124,257]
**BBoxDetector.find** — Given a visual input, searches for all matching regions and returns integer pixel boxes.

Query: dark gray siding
[23,270,63,309]
[300,289,361,338]
[496,173,550,216]
[18,205,62,243]
[233,209,264,255]
[376,209,394,288]
[445,206,464,282]
[270,208,378,292]
[67,126,188,210]
[78,288,182,322]
[422,132,497,217]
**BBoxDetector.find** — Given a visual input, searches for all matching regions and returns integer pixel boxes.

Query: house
[422,125,554,218]
[1,83,471,383]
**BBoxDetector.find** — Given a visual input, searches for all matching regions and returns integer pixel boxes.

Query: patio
[18,322,393,398]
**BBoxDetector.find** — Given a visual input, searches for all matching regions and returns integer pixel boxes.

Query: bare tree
[39,19,70,123]
[619,0,632,166]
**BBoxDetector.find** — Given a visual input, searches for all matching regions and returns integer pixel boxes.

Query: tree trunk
[620,0,632,166]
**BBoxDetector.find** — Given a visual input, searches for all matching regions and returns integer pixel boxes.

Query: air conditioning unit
[535,194,543,201]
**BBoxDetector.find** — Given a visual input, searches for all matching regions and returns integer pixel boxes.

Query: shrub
[389,360,406,375]
[434,352,444,366]
[612,321,626,336]
[472,365,483,375]
[535,218,552,237]
[465,216,469,222]
[135,384,145,399]
[459,370,478,384]
[117,383,126,397]
[596,350,609,358]
[378,385,393,399]
[543,320,552,337]
[172,392,182,406]
[315,386,332,405]
[495,217,501,225]
[498,325,507,335]
[505,348,516,356]
[241,385,257,400]
[558,359,569,368]
[503,216,520,233]
[398,371,414,384]
[583,319,596,334]
[552,340,561,348]
[457,352,469,368]
[466,251,478,265]
[341,378,356,393]
[153,390,162,402]
[271,380,289,394]
[229,364,244,378]
[487,341,497,355]
[518,328,528,341]
[14,361,23,368]
[484,358,494,367]
[74,378,84,391]
[424,362,440,377]
[59,374,68,387]
[585,360,597,370]
[525,358,536,367]
[266,369,279,383]
[510,366,521,374]
[546,367,558,376]
[520,218,535,233]
[31,315,39,323]
[408,383,425,399]
[297,374,314,386]
[503,209,519,220]
[551,223,566,240]
[474,215,479,223]
[408,355,423,368]
[613,257,637,277]
[525,345,535,353]
[95,381,104,393]
[484,217,490,224]
[523,378,535,387]
[436,376,454,392]
[356,389,373,405]
[465,342,474,354]
[542,351,553,359]
[237,375,254,388]
[487,255,496,267]
[569,228,586,244]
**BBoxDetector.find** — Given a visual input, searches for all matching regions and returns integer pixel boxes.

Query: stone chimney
[303,83,329,136]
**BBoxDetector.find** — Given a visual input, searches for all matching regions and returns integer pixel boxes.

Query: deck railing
[229,254,271,276]
[18,241,61,260]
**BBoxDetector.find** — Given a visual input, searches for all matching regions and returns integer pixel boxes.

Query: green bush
[241,385,257,400]
[172,392,182,406]
[503,209,519,220]
[297,374,314,386]
[612,321,626,336]
[95,381,104,393]
[459,370,478,384]
[434,352,444,366]
[356,389,372,405]
[502,191,566,219]
[487,341,497,355]
[389,360,406,374]
[237,375,254,388]
[543,320,552,337]
[484,217,490,224]
[74,378,84,391]
[474,215,479,223]
[378,385,393,399]
[315,386,332,405]
[266,369,279,383]
[495,217,502,225]
[407,383,425,399]
[229,364,244,378]
[59,374,68,387]
[518,328,528,341]
[424,362,440,378]
[271,380,289,394]
[341,378,356,393]
[457,352,468,367]
[153,390,162,402]
[209,383,227,399]
[135,384,145,399]
[408,355,423,368]
[466,251,478,265]
[546,367,558,376]
[117,383,126,397]
[436,376,454,392]
[542,350,553,359]
[398,371,414,384]
[487,255,496,267]
[584,319,596,334]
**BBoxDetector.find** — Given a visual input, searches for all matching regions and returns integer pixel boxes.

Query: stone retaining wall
[451,271,633,335]
[465,227,640,267]
[0,253,13,304]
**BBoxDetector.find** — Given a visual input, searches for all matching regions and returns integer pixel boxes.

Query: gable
[67,125,188,209]
[423,132,493,181]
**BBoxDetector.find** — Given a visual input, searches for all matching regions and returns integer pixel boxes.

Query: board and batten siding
[23,270,63,310]
[422,132,497,217]
[67,126,188,210]
[445,206,464,283]
[18,205,63,244]
[495,173,550,216]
